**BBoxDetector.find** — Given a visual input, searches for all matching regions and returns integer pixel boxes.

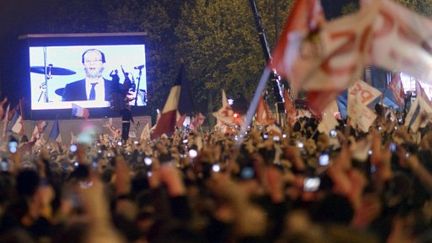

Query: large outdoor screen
[29,44,147,110]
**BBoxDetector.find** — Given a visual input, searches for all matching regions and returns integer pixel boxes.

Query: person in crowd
[0,106,431,243]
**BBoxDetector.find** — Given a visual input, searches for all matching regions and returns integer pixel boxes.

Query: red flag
[283,89,297,125]
[270,0,325,94]
[388,73,405,107]
[255,96,275,126]
[306,90,342,116]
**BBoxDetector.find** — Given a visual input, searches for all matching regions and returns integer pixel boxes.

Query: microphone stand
[38,65,52,102]
[134,66,143,106]
[38,47,51,103]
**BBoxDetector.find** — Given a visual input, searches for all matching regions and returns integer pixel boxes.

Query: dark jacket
[62,79,111,101]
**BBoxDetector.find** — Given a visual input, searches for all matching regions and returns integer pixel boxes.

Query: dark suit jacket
[62,79,112,102]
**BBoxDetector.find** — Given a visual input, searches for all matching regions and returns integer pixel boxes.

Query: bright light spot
[212,164,221,172]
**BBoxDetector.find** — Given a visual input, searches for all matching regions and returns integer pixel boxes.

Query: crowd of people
[0,105,432,243]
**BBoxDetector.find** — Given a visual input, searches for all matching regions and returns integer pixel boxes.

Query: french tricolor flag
[151,64,193,139]
[72,103,89,119]
[49,120,62,143]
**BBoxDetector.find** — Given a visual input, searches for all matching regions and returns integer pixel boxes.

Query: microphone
[134,65,145,70]
[47,64,53,77]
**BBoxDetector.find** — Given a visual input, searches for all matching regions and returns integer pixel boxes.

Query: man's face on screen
[83,50,104,79]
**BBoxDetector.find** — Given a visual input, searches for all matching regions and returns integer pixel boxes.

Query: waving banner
[348,80,381,132]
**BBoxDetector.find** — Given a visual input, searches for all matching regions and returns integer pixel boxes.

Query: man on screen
[62,49,112,102]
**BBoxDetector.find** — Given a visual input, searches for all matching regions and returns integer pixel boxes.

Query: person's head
[82,49,105,79]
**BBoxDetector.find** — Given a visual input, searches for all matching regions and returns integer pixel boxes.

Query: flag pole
[237,67,272,145]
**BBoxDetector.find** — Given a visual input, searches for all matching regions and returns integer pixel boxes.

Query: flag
[255,96,275,126]
[9,111,24,135]
[176,112,187,128]
[318,101,339,135]
[366,0,432,83]
[48,120,62,143]
[0,97,7,121]
[213,90,240,134]
[360,0,373,6]
[70,131,77,145]
[152,65,191,139]
[31,121,47,142]
[347,80,382,132]
[213,90,239,126]
[71,103,89,119]
[271,0,378,114]
[300,0,432,113]
[415,81,432,106]
[304,3,379,113]
[270,0,325,94]
[404,95,432,132]
[388,73,405,107]
[2,104,10,138]
[283,89,297,126]
[140,123,151,142]
[190,112,206,131]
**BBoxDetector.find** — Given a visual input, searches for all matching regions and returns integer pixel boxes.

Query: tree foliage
[176,0,292,113]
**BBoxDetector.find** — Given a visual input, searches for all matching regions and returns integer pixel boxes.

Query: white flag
[318,101,339,135]
[368,0,432,83]
[348,80,381,132]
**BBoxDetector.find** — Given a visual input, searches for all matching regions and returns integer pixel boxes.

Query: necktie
[89,82,97,100]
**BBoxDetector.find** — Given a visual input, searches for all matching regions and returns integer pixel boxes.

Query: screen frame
[19,33,149,120]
